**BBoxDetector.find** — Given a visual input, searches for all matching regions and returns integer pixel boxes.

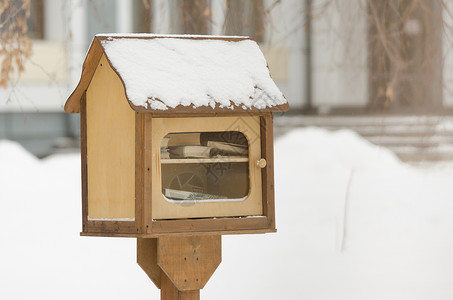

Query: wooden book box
[65,34,289,237]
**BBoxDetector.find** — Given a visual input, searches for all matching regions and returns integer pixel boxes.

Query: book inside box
[160,131,249,201]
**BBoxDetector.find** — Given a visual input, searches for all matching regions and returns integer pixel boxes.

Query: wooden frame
[150,116,262,220]
[80,110,276,236]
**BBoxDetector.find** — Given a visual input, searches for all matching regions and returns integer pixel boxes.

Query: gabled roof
[64,34,289,114]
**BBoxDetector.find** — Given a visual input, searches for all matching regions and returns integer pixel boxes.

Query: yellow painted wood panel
[86,54,135,220]
[152,116,263,219]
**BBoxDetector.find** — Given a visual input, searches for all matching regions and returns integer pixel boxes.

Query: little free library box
[65,34,288,238]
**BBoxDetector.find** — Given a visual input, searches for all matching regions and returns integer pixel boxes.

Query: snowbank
[2,128,453,299]
[275,127,401,170]
[206,128,453,299]
[0,141,156,299]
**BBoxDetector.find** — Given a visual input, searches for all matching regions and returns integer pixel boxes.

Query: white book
[163,189,224,200]
[207,141,248,156]
[167,145,211,158]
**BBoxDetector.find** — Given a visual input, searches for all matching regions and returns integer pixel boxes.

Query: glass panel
[161,131,249,201]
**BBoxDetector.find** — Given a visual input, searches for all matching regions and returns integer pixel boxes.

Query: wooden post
[138,235,221,300]
[161,272,200,300]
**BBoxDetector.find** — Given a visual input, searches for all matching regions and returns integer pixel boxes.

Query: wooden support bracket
[137,235,221,300]
[137,238,161,288]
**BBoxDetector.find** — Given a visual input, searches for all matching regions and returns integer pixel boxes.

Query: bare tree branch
[0,0,32,88]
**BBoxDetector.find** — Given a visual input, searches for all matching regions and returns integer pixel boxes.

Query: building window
[170,0,211,35]
[0,0,44,40]
[28,0,44,39]
[223,0,265,42]
[367,0,442,110]
[133,0,153,33]
[86,0,117,45]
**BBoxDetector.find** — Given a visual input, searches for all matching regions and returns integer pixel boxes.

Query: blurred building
[1,0,452,157]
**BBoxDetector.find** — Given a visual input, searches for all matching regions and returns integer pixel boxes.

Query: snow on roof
[95,33,248,39]
[64,34,288,114]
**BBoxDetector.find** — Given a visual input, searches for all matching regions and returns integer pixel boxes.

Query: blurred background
[2,0,453,162]
[4,2,453,299]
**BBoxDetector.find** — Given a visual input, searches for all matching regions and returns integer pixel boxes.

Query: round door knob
[257,158,267,168]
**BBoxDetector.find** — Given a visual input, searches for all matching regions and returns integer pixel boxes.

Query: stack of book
[160,132,249,200]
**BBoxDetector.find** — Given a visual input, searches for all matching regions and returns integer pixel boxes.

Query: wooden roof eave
[128,101,289,115]
[64,37,104,113]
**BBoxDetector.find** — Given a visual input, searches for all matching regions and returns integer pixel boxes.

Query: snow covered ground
[2,127,453,299]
